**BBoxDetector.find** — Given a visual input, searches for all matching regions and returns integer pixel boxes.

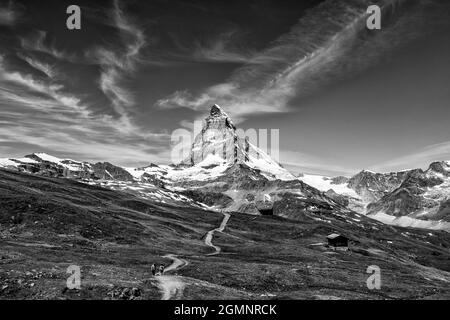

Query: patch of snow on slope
[93,180,197,205]
[423,179,450,201]
[246,143,295,181]
[33,153,64,164]
[166,154,230,181]
[247,155,294,181]
[30,153,84,171]
[124,167,146,179]
[0,158,18,167]
[368,211,450,231]
[124,164,169,180]
[15,157,39,164]
[198,153,225,167]
[299,174,360,198]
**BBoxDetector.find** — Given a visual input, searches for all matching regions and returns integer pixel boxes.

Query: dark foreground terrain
[0,169,449,300]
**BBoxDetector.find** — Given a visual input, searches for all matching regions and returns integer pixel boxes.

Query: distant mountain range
[300,162,450,231]
[1,105,449,232]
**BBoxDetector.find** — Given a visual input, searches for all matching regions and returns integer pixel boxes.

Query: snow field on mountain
[368,211,450,231]
[299,174,360,199]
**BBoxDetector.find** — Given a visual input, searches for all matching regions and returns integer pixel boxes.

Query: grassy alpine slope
[0,169,449,300]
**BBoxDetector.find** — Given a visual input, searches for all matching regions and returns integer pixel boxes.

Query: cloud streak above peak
[369,141,450,173]
[0,1,21,26]
[86,0,146,130]
[20,31,79,63]
[156,0,450,121]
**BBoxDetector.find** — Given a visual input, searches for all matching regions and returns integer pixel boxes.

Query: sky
[0,0,449,176]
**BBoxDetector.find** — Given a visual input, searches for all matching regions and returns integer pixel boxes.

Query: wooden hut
[326,233,349,250]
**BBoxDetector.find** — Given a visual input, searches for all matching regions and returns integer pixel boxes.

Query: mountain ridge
[299,161,450,231]
[1,105,449,232]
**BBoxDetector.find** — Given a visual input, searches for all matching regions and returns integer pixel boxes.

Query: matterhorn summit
[1,106,448,230]
[183,104,295,181]
[0,105,294,183]
[184,104,240,165]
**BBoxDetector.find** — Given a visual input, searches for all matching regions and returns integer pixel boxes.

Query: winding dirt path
[205,211,231,255]
[156,211,231,299]
[156,254,189,300]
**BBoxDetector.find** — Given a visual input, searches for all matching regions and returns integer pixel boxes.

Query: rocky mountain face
[185,104,241,165]
[0,105,350,222]
[91,162,135,181]
[366,161,450,230]
[1,105,449,232]
[183,104,294,181]
[0,153,131,181]
[300,162,450,231]
[146,105,352,216]
[0,153,92,179]
[347,170,412,203]
[178,162,352,216]
[0,152,354,226]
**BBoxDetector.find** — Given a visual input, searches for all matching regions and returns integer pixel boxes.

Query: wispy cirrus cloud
[0,0,174,165]
[20,30,78,62]
[369,141,450,173]
[277,140,450,176]
[280,150,357,177]
[0,1,21,26]
[156,0,450,121]
[155,1,367,118]
[86,0,146,130]
[0,51,169,165]
[17,53,56,79]
[0,125,169,166]
[0,55,90,117]
[191,29,256,64]
[13,0,150,134]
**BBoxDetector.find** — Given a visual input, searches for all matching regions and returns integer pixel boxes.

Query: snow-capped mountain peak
[182,104,294,180]
[210,103,230,118]
[30,152,64,164]
[427,160,450,177]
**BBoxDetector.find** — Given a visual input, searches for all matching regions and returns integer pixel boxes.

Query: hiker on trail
[151,263,156,276]
[159,264,165,275]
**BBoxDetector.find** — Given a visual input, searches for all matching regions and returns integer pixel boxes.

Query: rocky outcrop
[325,189,350,207]
[4,107,447,232]
[301,162,449,230]
[331,176,349,185]
[347,169,411,203]
[437,200,450,221]
[91,162,135,181]
[181,190,234,207]
[1,154,95,179]
[366,161,450,226]
[428,161,450,177]
[0,154,126,181]
[184,104,244,165]
[181,104,294,181]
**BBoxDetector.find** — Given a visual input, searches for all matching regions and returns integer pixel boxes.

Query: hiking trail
[205,211,231,255]
[156,254,188,300]
[156,211,231,299]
